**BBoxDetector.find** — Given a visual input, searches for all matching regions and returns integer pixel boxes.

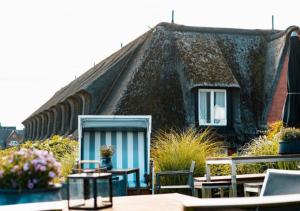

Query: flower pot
[0,184,62,205]
[101,157,113,170]
[279,140,300,154]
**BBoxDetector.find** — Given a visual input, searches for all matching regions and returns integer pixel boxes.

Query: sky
[1,0,300,129]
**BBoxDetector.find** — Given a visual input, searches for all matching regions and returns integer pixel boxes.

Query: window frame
[198,89,227,126]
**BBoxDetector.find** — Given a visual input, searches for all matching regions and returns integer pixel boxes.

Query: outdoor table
[205,154,300,197]
[67,173,113,210]
[108,168,140,195]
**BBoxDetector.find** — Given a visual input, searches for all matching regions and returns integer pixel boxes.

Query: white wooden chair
[260,169,300,196]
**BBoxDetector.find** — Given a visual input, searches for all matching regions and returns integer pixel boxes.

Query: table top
[68,172,112,179]
[206,154,300,162]
[108,168,139,174]
[194,173,265,182]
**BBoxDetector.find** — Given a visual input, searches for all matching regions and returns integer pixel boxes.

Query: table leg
[124,174,128,195]
[93,178,97,209]
[84,178,90,200]
[136,170,140,194]
[231,162,237,197]
[205,163,211,181]
[67,178,70,209]
[205,163,212,198]
[109,177,113,206]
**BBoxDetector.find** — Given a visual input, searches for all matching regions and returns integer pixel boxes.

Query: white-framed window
[198,89,227,126]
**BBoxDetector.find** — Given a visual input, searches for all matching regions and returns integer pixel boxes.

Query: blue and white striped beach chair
[78,115,152,190]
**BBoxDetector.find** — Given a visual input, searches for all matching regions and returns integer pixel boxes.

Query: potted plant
[0,148,62,205]
[100,145,114,170]
[278,127,300,154]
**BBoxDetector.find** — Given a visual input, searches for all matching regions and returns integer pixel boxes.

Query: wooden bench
[194,174,265,197]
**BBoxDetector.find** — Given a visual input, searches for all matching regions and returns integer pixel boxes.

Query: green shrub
[238,133,298,173]
[211,123,298,176]
[278,127,300,141]
[0,135,78,182]
[151,128,222,185]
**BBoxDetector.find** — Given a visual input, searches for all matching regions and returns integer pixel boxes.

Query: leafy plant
[0,135,78,181]
[151,128,222,186]
[267,121,283,140]
[238,133,298,173]
[0,149,61,190]
[100,145,114,157]
[278,127,300,141]
[211,125,299,176]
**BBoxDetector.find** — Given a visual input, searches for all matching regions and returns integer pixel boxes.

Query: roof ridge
[156,22,284,36]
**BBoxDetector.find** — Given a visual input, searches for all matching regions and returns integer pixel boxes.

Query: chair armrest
[156,170,190,176]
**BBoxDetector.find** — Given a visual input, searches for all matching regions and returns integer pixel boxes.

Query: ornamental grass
[151,128,222,186]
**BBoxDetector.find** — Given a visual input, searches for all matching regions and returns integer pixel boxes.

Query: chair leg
[194,188,199,197]
[191,187,195,196]
[201,188,207,198]
[155,186,160,194]
[220,188,224,198]
[229,188,233,197]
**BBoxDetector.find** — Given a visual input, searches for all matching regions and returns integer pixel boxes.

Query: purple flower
[48,171,56,178]
[27,181,34,189]
[10,165,19,173]
[23,163,29,171]
[40,166,46,171]
[0,170,3,178]
[33,179,38,184]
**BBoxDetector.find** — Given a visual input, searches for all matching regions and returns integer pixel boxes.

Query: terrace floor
[2,193,193,211]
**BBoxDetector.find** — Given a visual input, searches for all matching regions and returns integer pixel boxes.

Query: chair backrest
[74,160,102,173]
[78,115,152,185]
[187,161,196,186]
[260,169,300,196]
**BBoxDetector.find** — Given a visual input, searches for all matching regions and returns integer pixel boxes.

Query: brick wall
[267,55,288,123]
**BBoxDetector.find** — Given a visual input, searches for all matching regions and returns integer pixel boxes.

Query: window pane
[199,92,211,124]
[214,92,225,124]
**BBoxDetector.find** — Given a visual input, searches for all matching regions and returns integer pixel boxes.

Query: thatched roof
[24,22,298,138]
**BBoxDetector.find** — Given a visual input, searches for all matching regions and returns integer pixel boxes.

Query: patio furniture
[205,154,300,196]
[244,182,263,196]
[201,181,232,198]
[156,161,195,195]
[108,168,140,194]
[194,174,265,198]
[67,173,113,210]
[78,115,153,194]
[73,160,104,173]
[260,169,300,196]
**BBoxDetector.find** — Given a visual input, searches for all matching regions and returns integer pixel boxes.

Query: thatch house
[23,22,297,144]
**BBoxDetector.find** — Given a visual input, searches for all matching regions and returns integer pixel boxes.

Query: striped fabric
[81,130,148,184]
